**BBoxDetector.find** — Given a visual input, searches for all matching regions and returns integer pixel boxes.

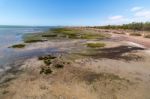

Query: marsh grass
[38,55,56,66]
[38,55,56,60]
[55,64,64,68]
[52,28,108,39]
[23,33,48,43]
[44,59,52,65]
[42,34,57,37]
[23,28,109,43]
[40,66,52,75]
[81,33,106,39]
[52,28,76,34]
[10,44,25,48]
[86,42,106,48]
[25,39,47,43]
[52,28,80,39]
[38,54,65,74]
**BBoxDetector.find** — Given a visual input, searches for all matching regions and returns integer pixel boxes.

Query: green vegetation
[52,28,80,39]
[23,28,109,44]
[52,28,77,34]
[10,44,25,48]
[40,66,52,75]
[81,33,106,39]
[38,55,56,65]
[38,54,65,74]
[86,42,106,48]
[55,64,64,68]
[42,34,57,37]
[52,28,108,39]
[44,59,52,65]
[38,55,57,74]
[93,22,150,31]
[144,34,150,38]
[23,33,44,43]
[38,55,56,60]
[130,33,142,36]
[25,39,46,43]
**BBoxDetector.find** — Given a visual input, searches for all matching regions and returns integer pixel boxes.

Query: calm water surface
[0,27,56,71]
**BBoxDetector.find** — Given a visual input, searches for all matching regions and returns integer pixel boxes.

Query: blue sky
[0,0,150,26]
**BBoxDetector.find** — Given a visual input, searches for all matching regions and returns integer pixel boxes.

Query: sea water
[0,26,50,71]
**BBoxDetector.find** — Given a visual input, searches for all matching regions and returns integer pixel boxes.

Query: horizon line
[0,21,150,27]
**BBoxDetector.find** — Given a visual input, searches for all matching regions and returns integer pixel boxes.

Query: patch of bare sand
[73,51,150,99]
[0,58,99,99]
[1,53,150,99]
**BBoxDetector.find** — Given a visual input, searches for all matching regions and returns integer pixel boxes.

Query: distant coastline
[0,25,53,28]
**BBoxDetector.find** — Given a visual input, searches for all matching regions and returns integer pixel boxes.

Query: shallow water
[0,26,51,70]
[0,27,49,47]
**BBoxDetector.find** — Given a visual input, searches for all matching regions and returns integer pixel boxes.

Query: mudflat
[0,27,150,99]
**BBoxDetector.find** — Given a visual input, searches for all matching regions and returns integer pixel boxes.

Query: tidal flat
[1,27,150,99]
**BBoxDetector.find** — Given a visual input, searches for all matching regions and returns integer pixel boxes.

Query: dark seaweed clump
[40,66,52,74]
[38,55,65,75]
[38,55,56,66]
[38,55,56,60]
[10,44,25,48]
[55,64,64,68]
[25,39,47,43]
[79,46,144,61]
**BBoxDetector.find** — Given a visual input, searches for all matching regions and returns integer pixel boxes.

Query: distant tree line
[92,22,150,31]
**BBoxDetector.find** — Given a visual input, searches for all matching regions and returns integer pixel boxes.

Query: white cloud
[109,15,124,20]
[131,7,150,19]
[104,6,150,25]
[131,7,143,12]
[134,10,150,18]
[106,15,129,25]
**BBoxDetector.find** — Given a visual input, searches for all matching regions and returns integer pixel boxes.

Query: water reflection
[0,27,50,68]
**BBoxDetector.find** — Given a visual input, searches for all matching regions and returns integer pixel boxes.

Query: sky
[0,0,150,26]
